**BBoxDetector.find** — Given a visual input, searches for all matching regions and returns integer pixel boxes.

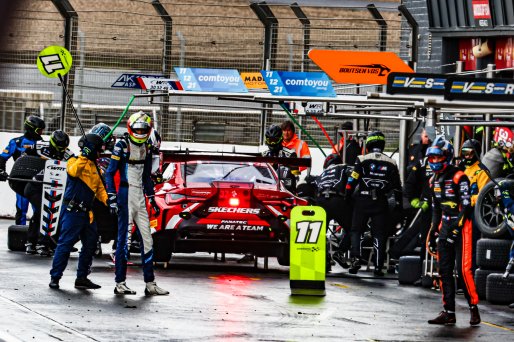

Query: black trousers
[25,189,42,245]
[437,219,478,312]
[350,196,388,269]
[315,195,352,252]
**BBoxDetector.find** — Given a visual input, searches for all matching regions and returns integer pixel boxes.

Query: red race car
[148,152,310,266]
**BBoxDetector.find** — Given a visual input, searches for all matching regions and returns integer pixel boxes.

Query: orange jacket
[283,134,310,171]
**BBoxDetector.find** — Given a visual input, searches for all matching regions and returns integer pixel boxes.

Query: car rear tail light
[229,197,240,207]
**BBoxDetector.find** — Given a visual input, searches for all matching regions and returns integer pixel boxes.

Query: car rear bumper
[174,239,287,257]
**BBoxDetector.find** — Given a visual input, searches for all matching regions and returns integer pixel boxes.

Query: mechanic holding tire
[345,131,402,277]
[24,130,74,255]
[104,112,168,296]
[0,115,45,225]
[425,137,481,326]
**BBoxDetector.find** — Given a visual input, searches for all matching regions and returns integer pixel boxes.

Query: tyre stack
[474,179,514,305]
[475,239,512,302]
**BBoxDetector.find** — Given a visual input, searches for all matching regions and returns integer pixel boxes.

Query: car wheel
[474,179,510,238]
[277,245,290,266]
[7,225,28,251]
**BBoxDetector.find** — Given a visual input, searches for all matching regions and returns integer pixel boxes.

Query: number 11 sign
[290,206,326,296]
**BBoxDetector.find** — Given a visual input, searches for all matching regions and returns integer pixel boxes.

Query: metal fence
[0,0,413,149]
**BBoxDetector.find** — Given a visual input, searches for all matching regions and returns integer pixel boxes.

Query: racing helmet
[265,125,283,150]
[78,133,104,161]
[127,111,152,145]
[323,153,342,169]
[365,131,385,152]
[426,136,454,173]
[24,115,45,140]
[89,122,115,151]
[461,139,481,166]
[49,130,70,152]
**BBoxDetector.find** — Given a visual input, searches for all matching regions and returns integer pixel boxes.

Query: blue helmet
[89,122,114,151]
[426,136,453,173]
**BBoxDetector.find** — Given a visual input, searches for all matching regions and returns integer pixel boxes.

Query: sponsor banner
[206,224,265,231]
[308,49,413,85]
[290,206,326,296]
[445,77,514,101]
[472,0,492,28]
[111,74,165,89]
[207,207,260,214]
[387,72,447,95]
[493,126,514,145]
[241,72,268,89]
[137,77,182,91]
[260,70,336,97]
[174,67,248,92]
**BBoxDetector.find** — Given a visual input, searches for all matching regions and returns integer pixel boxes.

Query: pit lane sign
[260,71,336,97]
[308,49,413,85]
[290,206,326,296]
[175,67,248,92]
[387,72,447,95]
[111,74,165,89]
[446,77,514,101]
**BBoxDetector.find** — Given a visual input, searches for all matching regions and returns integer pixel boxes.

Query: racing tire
[8,155,46,196]
[277,245,290,266]
[152,230,174,262]
[7,225,28,251]
[398,255,421,285]
[421,275,434,288]
[474,268,498,300]
[486,273,514,305]
[476,238,512,270]
[474,179,510,239]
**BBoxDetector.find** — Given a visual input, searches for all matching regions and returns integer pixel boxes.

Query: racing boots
[428,311,456,325]
[115,282,136,295]
[36,245,53,257]
[49,277,60,289]
[332,251,349,269]
[75,277,101,290]
[373,267,385,277]
[348,257,361,274]
[469,305,481,326]
[25,243,36,255]
[145,281,169,296]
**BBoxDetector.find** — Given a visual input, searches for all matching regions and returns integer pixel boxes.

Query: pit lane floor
[0,219,512,341]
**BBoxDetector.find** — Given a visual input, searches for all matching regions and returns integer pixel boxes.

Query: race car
[148,152,310,265]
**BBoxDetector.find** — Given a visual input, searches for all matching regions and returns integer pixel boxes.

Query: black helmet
[78,134,104,160]
[323,153,342,169]
[89,122,114,151]
[24,115,45,140]
[461,139,481,157]
[365,131,385,152]
[50,130,70,152]
[265,125,283,148]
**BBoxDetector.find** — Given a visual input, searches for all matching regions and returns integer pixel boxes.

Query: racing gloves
[410,198,429,212]
[0,170,7,182]
[446,227,460,244]
[107,193,118,216]
[148,196,160,216]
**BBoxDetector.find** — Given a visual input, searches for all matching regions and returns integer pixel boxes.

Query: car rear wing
[161,150,311,168]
